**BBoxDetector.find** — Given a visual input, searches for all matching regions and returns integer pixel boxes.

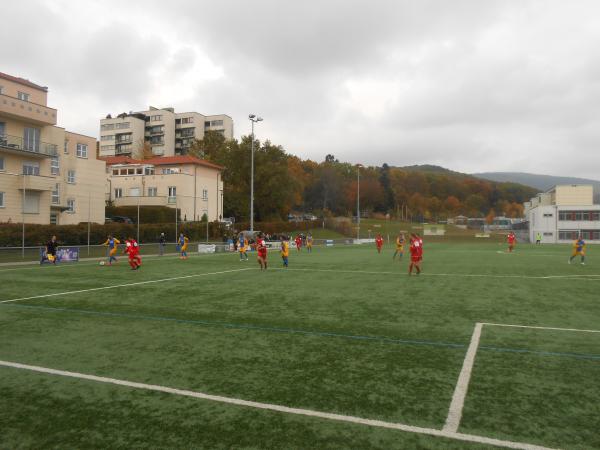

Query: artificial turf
[0,242,598,449]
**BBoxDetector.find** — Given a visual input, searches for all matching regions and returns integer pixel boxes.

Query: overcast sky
[2,0,600,178]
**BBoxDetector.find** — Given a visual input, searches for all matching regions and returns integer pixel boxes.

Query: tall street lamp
[249,114,263,232]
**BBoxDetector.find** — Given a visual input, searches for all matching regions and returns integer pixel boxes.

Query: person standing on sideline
[535,232,542,245]
[43,235,59,264]
[159,232,166,256]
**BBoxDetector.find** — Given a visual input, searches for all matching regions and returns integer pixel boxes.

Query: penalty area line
[482,322,600,333]
[0,268,253,304]
[0,360,556,450]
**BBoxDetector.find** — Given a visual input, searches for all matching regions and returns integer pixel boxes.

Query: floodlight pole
[249,114,263,232]
[356,165,361,240]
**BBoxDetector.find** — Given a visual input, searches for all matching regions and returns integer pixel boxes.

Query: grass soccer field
[0,242,599,449]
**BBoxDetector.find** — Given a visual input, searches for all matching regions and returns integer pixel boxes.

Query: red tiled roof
[0,72,48,92]
[143,156,223,170]
[101,155,223,170]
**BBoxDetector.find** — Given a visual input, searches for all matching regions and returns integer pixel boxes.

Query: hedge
[0,220,329,247]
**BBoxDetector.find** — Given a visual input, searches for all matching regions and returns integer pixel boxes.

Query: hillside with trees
[190,132,537,222]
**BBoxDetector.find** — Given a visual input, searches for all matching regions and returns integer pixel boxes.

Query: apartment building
[524,185,600,243]
[104,155,224,222]
[99,107,234,159]
[0,72,105,225]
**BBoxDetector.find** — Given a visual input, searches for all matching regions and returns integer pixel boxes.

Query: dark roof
[0,72,48,92]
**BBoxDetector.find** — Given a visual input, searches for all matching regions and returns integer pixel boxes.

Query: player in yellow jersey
[281,238,289,267]
[103,235,120,265]
[306,233,313,253]
[178,233,189,259]
[569,236,586,265]
[393,233,405,260]
[238,234,249,261]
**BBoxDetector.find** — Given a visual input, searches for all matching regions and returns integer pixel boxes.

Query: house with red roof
[103,155,224,222]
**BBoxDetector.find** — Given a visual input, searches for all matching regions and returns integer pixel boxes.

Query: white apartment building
[104,155,224,222]
[99,107,233,159]
[524,185,600,243]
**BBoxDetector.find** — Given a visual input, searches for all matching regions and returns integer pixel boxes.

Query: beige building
[99,107,234,159]
[0,72,106,225]
[104,155,224,222]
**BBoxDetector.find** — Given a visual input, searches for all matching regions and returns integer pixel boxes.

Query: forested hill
[190,132,538,221]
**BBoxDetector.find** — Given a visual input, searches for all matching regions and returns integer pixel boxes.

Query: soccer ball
[99,261,105,266]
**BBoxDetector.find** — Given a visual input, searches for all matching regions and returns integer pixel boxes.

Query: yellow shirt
[281,242,289,257]
[396,237,404,249]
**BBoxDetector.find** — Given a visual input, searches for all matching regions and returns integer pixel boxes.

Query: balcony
[0,93,57,126]
[19,174,56,191]
[0,134,58,157]
[115,148,132,155]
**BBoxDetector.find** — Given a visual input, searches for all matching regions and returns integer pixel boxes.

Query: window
[115,122,130,129]
[144,167,155,175]
[66,199,75,213]
[23,127,40,151]
[17,91,30,102]
[151,115,163,122]
[51,156,60,175]
[76,143,88,158]
[162,167,181,174]
[181,117,194,124]
[558,210,600,221]
[150,136,164,144]
[101,145,115,152]
[202,189,208,200]
[543,232,553,236]
[0,157,4,171]
[114,188,122,198]
[211,120,224,127]
[101,124,115,131]
[64,140,68,154]
[148,187,157,197]
[0,86,3,95]
[119,169,127,175]
[129,187,140,197]
[543,213,553,217]
[168,186,176,203]
[0,192,4,208]
[559,230,579,240]
[112,169,119,175]
[0,121,5,137]
[204,121,210,127]
[149,125,164,134]
[50,213,58,225]
[51,184,60,204]
[23,191,40,213]
[180,128,194,137]
[136,168,143,175]
[67,170,76,184]
[23,162,40,176]
[101,135,114,141]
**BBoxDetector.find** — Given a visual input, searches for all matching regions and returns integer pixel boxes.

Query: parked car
[111,216,134,224]
[104,217,113,223]
[303,214,318,221]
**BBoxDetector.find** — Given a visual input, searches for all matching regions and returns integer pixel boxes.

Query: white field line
[275,267,600,280]
[0,360,556,450]
[443,322,483,433]
[483,322,600,333]
[0,268,253,304]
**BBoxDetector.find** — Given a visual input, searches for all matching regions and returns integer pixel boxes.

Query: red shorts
[411,255,421,263]
[258,251,267,259]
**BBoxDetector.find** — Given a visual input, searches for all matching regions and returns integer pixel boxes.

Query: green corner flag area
[0,242,598,449]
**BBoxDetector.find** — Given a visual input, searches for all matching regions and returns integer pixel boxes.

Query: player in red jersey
[256,233,268,270]
[124,237,141,270]
[375,234,384,253]
[408,233,422,276]
[507,232,517,253]
[295,235,302,252]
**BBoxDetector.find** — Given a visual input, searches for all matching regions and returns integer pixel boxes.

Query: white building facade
[99,107,233,159]
[524,185,600,243]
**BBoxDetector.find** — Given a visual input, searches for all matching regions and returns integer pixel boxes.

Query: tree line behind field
[189,132,536,222]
